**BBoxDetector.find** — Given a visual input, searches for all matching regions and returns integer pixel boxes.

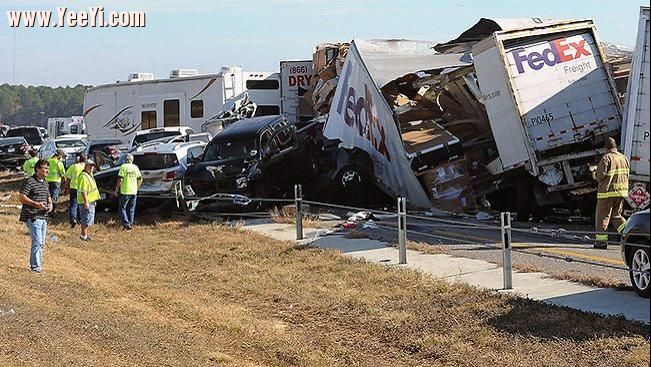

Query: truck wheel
[627,244,650,298]
[516,178,532,221]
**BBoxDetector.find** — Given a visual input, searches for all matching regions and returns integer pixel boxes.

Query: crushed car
[39,134,88,167]
[94,140,206,204]
[5,126,46,151]
[184,115,321,210]
[0,137,30,170]
[183,115,390,211]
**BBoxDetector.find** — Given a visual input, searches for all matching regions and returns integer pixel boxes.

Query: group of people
[18,150,142,273]
[16,137,630,273]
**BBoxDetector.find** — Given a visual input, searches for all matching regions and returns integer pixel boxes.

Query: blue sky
[0,0,645,86]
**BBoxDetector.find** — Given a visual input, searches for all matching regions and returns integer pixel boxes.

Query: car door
[259,121,309,191]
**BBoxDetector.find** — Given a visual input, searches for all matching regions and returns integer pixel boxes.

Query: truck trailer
[621,6,651,211]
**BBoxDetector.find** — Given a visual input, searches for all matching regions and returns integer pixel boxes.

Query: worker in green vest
[77,159,100,241]
[63,153,87,228]
[46,149,66,212]
[22,149,38,176]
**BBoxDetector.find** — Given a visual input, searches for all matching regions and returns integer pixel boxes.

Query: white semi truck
[621,6,650,211]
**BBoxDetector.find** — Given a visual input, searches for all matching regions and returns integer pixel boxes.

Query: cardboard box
[421,159,477,213]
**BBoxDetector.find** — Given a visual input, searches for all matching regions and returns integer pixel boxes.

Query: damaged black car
[183,115,389,211]
[183,115,320,209]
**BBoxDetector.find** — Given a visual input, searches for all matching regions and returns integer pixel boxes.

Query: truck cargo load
[323,39,475,210]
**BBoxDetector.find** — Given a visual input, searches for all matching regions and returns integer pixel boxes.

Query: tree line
[0,84,89,126]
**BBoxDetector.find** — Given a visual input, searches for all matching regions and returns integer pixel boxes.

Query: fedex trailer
[472,19,623,215]
[83,66,281,144]
[622,6,650,211]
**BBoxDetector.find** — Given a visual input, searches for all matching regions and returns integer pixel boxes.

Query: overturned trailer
[323,39,478,211]
[323,18,623,217]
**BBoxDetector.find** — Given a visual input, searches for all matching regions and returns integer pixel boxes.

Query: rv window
[141,110,157,130]
[164,99,180,127]
[190,100,204,118]
[245,79,280,90]
[253,105,281,117]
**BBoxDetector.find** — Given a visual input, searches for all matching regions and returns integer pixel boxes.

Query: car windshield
[56,139,86,148]
[0,137,26,146]
[6,128,43,145]
[133,131,181,145]
[203,139,257,161]
[133,153,179,170]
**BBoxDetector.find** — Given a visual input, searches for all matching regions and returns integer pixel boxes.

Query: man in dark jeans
[46,149,66,212]
[63,153,87,228]
[115,154,142,230]
[18,159,52,273]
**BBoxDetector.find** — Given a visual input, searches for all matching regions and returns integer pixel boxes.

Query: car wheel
[627,245,650,298]
[338,167,362,188]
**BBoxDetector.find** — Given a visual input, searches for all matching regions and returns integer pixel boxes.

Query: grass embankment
[0,174,649,366]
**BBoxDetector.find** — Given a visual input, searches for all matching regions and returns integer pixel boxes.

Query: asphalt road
[348,212,633,289]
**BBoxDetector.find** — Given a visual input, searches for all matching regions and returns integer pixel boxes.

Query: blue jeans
[69,188,79,224]
[80,202,96,226]
[119,195,137,227]
[48,182,61,211]
[26,218,47,272]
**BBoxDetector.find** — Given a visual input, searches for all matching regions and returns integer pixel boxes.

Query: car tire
[627,244,650,298]
[338,166,363,189]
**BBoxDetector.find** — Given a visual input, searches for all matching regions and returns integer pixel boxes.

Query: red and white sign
[626,185,650,209]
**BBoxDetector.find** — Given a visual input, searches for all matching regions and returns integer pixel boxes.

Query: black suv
[184,115,319,208]
[620,209,650,298]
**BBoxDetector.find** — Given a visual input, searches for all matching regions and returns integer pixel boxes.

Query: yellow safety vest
[594,150,630,199]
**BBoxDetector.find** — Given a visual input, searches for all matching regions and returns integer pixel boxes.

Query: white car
[39,134,88,167]
[131,141,206,195]
[129,126,195,149]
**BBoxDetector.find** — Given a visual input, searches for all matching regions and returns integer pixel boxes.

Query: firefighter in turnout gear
[592,137,629,249]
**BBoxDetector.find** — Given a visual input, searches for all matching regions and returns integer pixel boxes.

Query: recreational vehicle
[83,66,282,144]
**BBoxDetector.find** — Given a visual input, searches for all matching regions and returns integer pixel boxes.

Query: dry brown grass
[268,206,331,229]
[511,264,628,289]
[387,240,450,255]
[0,182,649,366]
[552,272,629,289]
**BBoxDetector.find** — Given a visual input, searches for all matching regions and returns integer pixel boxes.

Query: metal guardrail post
[398,197,407,264]
[501,212,513,290]
[295,184,303,240]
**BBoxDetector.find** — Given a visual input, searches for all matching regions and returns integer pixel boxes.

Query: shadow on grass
[487,297,650,341]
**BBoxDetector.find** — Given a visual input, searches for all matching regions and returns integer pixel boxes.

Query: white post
[501,212,513,290]
[295,184,303,240]
[398,197,407,264]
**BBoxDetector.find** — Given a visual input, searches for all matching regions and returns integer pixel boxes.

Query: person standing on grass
[18,159,52,273]
[115,154,142,230]
[77,159,100,241]
[63,153,87,228]
[22,149,38,177]
[46,149,66,212]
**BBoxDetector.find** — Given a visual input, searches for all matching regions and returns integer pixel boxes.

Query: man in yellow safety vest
[592,137,630,249]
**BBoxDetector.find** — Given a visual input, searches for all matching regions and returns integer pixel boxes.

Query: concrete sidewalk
[243,220,650,325]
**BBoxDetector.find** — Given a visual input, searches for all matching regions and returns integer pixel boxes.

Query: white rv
[83,66,282,143]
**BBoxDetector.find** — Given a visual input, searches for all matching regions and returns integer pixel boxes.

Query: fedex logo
[511,37,591,74]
